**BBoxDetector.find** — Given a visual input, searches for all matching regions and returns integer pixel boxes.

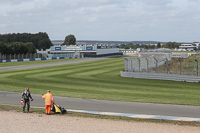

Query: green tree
[27,43,37,53]
[0,32,52,50]
[63,34,76,45]
[0,42,8,54]
[157,42,161,48]
[0,42,36,55]
[38,39,52,50]
[163,42,181,49]
[120,44,126,49]
[144,44,149,49]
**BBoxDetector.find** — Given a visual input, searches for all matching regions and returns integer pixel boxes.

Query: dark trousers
[23,100,30,112]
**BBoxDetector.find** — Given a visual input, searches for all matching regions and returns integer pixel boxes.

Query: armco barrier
[84,52,123,58]
[0,57,74,63]
[123,51,172,53]
[121,71,200,83]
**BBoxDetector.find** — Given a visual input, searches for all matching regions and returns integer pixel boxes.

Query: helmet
[21,100,24,104]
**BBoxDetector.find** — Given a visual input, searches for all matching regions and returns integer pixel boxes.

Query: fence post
[127,58,131,72]
[153,56,158,73]
[179,58,182,75]
[166,58,169,74]
[137,58,141,72]
[195,59,198,76]
[124,58,128,72]
[145,58,149,73]
[131,58,135,72]
[130,58,133,72]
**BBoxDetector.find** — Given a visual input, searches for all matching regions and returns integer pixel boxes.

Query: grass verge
[0,57,200,106]
[1,104,200,127]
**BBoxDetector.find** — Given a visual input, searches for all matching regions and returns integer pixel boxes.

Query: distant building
[179,42,200,51]
[193,42,200,48]
[50,44,120,56]
[136,48,144,51]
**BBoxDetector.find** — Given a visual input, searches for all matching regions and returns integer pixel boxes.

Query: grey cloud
[135,0,172,6]
[0,0,32,5]
[0,0,200,41]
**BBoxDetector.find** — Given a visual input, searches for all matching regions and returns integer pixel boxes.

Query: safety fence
[122,54,200,82]
[124,54,172,73]
[0,53,82,63]
[0,53,44,60]
[0,57,79,63]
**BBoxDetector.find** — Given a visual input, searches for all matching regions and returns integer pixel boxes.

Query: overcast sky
[0,0,200,42]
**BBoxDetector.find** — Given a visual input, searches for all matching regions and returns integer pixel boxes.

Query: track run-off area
[0,57,200,121]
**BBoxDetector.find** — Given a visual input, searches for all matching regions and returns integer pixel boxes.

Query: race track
[0,58,200,120]
[1,91,200,118]
[0,58,104,71]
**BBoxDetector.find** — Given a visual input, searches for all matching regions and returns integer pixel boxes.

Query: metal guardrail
[171,54,189,58]
[121,71,200,83]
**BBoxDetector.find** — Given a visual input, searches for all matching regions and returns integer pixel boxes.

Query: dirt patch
[0,111,200,133]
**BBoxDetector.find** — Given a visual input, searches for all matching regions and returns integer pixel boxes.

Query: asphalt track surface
[0,58,200,118]
[1,91,200,118]
[0,58,104,71]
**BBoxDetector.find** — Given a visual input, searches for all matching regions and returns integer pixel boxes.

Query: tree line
[0,42,36,55]
[120,43,156,49]
[0,32,53,54]
[120,42,181,49]
[162,42,181,49]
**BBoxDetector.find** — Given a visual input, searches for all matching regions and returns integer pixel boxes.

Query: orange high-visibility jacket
[42,92,54,105]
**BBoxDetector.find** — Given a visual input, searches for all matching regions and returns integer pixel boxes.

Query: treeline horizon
[0,32,53,54]
[0,42,36,55]
[120,42,181,49]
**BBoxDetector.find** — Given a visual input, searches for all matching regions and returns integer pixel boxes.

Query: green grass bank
[0,57,200,105]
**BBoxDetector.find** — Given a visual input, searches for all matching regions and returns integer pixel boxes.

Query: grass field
[0,57,200,105]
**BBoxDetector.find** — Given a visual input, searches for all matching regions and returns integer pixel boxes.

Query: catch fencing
[0,53,44,60]
[124,54,172,73]
[122,54,200,82]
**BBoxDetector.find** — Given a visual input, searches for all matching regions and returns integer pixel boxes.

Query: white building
[136,48,144,51]
[193,42,200,48]
[48,44,121,58]
[179,42,199,51]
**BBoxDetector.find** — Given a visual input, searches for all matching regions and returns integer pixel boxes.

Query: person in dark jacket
[21,87,33,113]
